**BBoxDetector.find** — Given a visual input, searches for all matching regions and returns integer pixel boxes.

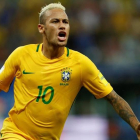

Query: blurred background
[0,0,140,139]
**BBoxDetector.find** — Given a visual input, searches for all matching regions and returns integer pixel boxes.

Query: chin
[57,41,67,47]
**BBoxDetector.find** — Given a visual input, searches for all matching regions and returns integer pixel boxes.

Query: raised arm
[104,90,140,139]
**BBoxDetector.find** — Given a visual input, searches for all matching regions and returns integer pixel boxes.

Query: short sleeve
[0,47,21,92]
[81,54,113,99]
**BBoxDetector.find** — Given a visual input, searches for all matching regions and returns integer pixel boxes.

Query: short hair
[39,2,66,24]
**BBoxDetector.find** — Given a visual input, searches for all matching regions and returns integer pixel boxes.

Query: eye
[63,20,69,24]
[52,20,59,23]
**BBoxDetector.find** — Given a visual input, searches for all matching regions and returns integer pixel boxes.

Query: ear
[38,24,45,34]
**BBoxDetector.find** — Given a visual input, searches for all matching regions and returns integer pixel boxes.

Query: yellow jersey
[0,44,113,140]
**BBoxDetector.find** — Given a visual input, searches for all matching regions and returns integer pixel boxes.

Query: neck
[42,41,65,59]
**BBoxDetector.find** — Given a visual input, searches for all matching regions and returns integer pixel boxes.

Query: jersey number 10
[36,86,54,104]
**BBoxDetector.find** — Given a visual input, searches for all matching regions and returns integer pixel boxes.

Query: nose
[59,21,65,30]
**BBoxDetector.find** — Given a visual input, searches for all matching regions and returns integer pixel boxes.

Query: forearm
[105,90,139,131]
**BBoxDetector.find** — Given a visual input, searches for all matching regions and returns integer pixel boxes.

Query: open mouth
[58,31,66,41]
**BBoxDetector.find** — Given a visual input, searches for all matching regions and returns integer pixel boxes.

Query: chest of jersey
[13,54,82,128]
[15,54,82,106]
[20,57,80,86]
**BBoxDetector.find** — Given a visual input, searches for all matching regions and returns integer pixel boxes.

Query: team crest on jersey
[61,67,72,82]
[60,68,72,86]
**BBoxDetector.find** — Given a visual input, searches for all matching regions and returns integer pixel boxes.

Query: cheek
[46,28,57,39]
[66,27,70,37]
[66,25,70,32]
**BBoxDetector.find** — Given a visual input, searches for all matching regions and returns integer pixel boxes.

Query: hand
[136,123,140,140]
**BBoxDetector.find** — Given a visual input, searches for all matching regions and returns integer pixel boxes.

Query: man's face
[39,8,70,47]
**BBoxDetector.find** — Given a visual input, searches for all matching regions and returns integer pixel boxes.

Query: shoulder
[14,44,39,55]
[69,48,94,64]
[68,48,88,62]
[19,44,39,52]
[6,44,39,64]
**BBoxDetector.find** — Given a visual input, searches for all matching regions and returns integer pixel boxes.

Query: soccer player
[0,2,140,140]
